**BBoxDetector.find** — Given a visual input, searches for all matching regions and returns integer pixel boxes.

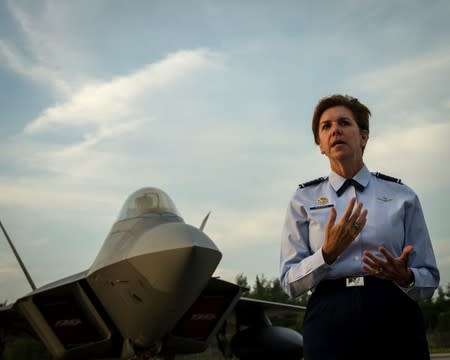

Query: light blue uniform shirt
[280,165,440,301]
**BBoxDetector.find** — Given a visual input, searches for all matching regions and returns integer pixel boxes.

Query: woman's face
[318,105,368,162]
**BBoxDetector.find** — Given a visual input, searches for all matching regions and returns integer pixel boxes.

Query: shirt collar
[329,165,371,193]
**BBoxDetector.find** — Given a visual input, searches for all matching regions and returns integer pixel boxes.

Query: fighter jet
[0,187,304,359]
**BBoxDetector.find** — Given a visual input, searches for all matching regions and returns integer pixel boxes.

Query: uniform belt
[317,276,387,291]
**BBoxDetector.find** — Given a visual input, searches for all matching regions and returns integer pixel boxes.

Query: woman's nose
[331,123,343,135]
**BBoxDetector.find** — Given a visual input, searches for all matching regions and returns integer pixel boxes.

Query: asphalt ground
[431,354,450,359]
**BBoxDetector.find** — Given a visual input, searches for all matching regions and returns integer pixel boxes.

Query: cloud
[0,174,120,211]
[24,49,222,134]
[0,264,16,276]
[208,207,283,251]
[345,48,450,192]
[0,39,71,95]
[356,48,450,93]
[213,267,240,283]
[349,47,450,120]
[11,49,223,181]
[0,0,87,95]
[365,122,450,189]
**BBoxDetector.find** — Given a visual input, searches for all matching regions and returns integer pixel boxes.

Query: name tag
[346,276,365,287]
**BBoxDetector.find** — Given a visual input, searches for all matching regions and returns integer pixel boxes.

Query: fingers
[342,198,368,234]
[378,246,413,265]
[353,208,368,231]
[362,246,413,280]
[326,206,337,230]
[361,253,386,277]
[399,245,414,261]
[361,264,384,276]
[342,197,357,222]
[378,247,395,262]
[362,251,386,269]
[348,201,365,223]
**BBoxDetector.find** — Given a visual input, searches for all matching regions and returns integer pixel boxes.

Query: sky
[0,0,449,303]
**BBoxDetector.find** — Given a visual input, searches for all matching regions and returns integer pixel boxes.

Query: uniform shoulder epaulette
[298,176,327,189]
[373,172,403,184]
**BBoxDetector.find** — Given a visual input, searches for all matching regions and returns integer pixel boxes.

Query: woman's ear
[361,130,369,145]
[319,142,326,155]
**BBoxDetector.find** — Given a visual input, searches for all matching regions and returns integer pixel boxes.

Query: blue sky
[0,0,449,302]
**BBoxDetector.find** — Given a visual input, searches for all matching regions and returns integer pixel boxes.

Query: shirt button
[353,256,359,261]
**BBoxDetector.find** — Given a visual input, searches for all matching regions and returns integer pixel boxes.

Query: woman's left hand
[362,245,414,286]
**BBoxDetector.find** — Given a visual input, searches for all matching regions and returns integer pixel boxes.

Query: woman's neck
[330,159,364,179]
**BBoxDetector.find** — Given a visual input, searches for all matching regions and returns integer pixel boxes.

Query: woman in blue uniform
[280,94,439,360]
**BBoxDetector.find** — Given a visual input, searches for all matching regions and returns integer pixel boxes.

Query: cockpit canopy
[117,187,181,221]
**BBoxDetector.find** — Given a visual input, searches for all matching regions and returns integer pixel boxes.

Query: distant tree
[437,311,450,332]
[267,278,291,303]
[235,273,250,296]
[252,274,270,299]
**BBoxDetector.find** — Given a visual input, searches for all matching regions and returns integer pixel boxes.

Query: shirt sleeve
[280,195,331,298]
[401,192,440,301]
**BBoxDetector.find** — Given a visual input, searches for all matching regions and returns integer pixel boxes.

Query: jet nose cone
[130,222,222,292]
[87,222,223,346]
